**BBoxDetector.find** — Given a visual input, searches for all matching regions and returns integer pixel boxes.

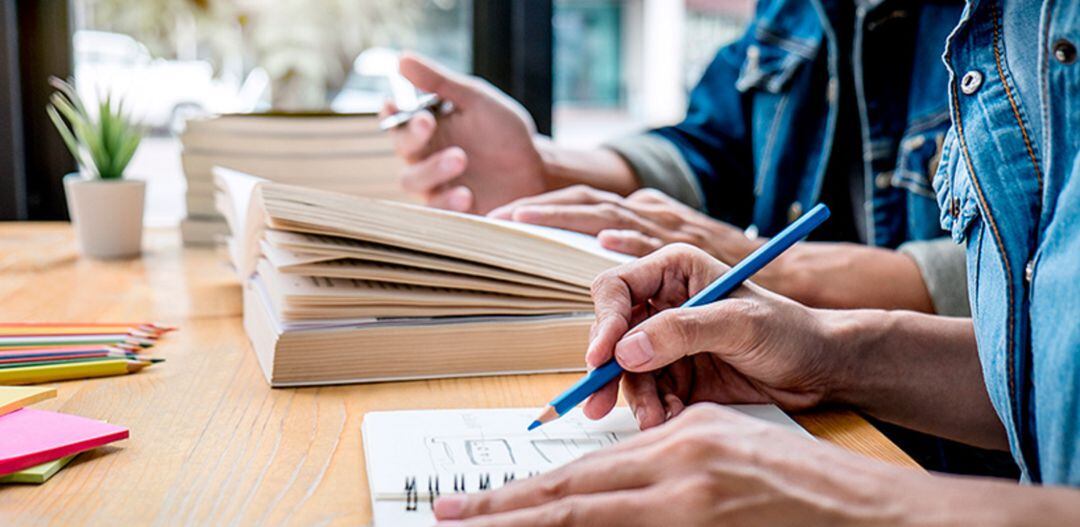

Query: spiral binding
[403,472,541,511]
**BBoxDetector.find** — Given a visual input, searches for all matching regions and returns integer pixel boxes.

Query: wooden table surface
[0,223,919,526]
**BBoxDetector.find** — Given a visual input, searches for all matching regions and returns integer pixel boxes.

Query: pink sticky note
[0,408,128,476]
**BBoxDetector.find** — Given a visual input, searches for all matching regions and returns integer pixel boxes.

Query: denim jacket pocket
[892,114,950,199]
[734,38,819,94]
[932,127,981,243]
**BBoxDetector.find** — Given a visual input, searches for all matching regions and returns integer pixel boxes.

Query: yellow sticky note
[0,386,57,417]
[0,454,77,484]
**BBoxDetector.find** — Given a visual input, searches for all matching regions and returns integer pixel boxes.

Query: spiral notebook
[361,406,809,526]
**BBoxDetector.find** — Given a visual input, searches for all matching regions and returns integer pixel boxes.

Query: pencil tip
[527,420,541,431]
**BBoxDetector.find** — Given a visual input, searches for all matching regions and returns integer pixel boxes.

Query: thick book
[217,168,631,386]
[179,113,409,245]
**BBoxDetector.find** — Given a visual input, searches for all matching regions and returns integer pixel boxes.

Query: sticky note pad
[0,454,76,484]
[0,386,57,417]
[0,409,128,476]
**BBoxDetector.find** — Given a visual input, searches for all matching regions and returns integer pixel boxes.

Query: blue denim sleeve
[649,37,755,226]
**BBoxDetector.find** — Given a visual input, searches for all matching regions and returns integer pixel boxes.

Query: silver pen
[378,93,455,131]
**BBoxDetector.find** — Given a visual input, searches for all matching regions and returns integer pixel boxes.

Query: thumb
[614,303,750,372]
[399,52,476,104]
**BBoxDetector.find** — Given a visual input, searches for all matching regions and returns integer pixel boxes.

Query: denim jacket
[934,0,1079,484]
[641,0,963,247]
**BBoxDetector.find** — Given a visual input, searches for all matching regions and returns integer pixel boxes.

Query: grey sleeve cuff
[898,237,971,317]
[603,134,706,211]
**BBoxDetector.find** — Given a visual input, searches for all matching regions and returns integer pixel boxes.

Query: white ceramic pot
[63,174,146,259]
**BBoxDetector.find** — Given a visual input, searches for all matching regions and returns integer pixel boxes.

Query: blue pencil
[529,203,831,430]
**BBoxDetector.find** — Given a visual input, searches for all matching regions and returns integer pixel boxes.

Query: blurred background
[0,0,751,225]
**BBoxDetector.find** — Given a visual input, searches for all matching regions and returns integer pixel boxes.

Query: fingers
[622,372,666,429]
[389,108,437,162]
[614,300,760,373]
[586,276,633,367]
[400,146,467,195]
[488,185,622,220]
[582,380,619,420]
[427,184,475,212]
[435,489,669,527]
[434,448,660,521]
[399,52,477,105]
[587,244,720,370]
[598,229,663,256]
[379,100,398,118]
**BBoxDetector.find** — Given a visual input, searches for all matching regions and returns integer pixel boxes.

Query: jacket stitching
[989,0,1044,192]
[903,110,951,136]
[755,92,791,196]
[949,69,1019,458]
[753,26,819,59]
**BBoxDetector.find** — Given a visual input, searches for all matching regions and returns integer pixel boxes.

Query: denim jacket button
[1053,39,1077,65]
[875,172,892,189]
[1025,260,1035,283]
[960,71,983,95]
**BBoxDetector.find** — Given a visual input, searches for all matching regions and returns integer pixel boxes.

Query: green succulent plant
[46,77,145,180]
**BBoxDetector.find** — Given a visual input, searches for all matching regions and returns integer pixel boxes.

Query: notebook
[361,406,810,527]
[0,409,128,475]
[216,168,633,386]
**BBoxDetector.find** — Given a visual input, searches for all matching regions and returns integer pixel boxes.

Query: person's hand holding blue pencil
[529,203,831,430]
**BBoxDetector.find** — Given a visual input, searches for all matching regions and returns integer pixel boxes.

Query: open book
[216,168,632,385]
[362,406,810,526]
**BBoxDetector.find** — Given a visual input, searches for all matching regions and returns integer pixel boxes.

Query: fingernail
[448,188,471,211]
[615,332,654,368]
[634,405,646,423]
[440,153,462,173]
[434,495,467,519]
[413,114,433,133]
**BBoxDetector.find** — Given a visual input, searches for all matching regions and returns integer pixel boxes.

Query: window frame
[472,0,554,135]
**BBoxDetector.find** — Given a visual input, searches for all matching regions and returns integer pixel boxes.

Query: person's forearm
[899,471,1080,526]
[693,228,937,312]
[764,243,936,312]
[534,136,640,195]
[820,309,1007,450]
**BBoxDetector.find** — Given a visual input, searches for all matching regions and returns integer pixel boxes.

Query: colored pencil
[0,359,156,385]
[529,203,831,430]
[0,350,138,364]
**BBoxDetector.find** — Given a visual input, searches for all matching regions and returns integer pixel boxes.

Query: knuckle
[682,402,726,423]
[536,472,572,501]
[630,188,665,202]
[596,202,621,219]
[543,497,582,527]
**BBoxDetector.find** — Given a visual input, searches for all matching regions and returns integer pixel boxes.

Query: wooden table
[0,224,918,525]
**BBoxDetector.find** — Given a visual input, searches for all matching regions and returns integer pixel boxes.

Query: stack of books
[0,386,129,485]
[215,168,632,386]
[179,113,408,246]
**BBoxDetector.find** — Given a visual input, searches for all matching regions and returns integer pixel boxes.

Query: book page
[264,230,589,295]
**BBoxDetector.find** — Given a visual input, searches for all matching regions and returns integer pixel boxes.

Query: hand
[385,54,547,213]
[489,186,759,261]
[432,403,924,526]
[582,244,842,429]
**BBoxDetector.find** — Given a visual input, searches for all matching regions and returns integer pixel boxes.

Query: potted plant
[47,77,146,259]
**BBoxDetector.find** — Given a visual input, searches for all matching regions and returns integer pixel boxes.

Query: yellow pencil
[0,359,153,385]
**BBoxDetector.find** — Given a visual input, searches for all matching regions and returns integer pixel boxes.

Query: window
[70,0,473,225]
[3,0,750,222]
[552,0,752,147]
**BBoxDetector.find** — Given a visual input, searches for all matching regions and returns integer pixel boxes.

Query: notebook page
[362,406,809,526]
